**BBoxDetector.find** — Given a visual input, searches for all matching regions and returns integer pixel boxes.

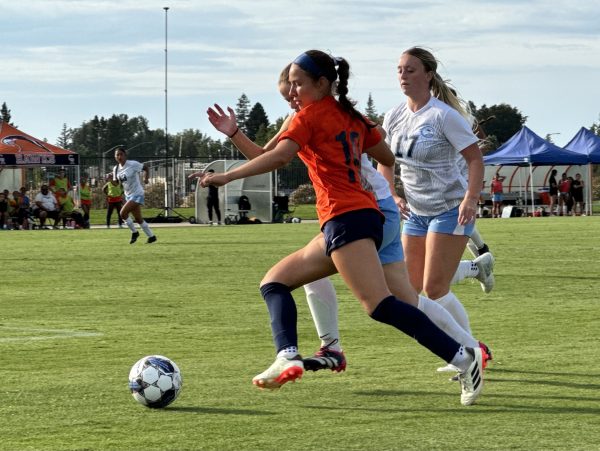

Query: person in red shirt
[490,173,506,218]
[197,50,483,405]
[558,172,571,216]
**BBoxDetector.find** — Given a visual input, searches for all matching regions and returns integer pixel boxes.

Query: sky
[1,0,599,149]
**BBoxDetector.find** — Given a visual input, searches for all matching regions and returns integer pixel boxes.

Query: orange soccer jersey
[280,95,381,225]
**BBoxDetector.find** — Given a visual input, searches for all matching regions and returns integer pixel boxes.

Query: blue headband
[293,53,324,78]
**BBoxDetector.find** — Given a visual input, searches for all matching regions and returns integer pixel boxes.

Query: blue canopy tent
[564,127,600,163]
[483,126,588,213]
[564,127,600,213]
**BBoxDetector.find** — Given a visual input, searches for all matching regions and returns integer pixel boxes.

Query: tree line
[1,99,599,159]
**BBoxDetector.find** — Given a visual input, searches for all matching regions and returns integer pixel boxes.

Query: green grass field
[1,217,599,451]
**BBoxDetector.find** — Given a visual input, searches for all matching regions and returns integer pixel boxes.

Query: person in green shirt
[102,177,124,228]
[56,188,84,228]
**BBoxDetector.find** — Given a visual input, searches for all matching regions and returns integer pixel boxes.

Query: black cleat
[130,231,140,244]
[146,235,157,244]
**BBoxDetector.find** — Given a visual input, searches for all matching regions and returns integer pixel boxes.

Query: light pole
[546,132,561,143]
[163,6,171,217]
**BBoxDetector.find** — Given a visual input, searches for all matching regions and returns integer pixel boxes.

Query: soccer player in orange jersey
[199,50,483,405]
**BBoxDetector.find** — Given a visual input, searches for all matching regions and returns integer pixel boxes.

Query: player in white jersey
[381,47,492,370]
[201,63,485,376]
[113,147,157,244]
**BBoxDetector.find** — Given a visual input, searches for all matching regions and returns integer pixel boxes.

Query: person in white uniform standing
[381,47,491,370]
[113,147,157,244]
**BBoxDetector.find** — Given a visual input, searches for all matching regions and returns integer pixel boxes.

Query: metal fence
[72,156,310,209]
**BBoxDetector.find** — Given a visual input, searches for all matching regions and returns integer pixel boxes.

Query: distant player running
[113,147,157,244]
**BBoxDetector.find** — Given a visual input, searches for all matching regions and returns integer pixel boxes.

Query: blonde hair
[278,63,291,86]
[403,47,473,122]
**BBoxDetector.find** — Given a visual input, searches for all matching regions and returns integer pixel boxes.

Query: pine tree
[1,102,13,125]
[235,94,251,133]
[365,93,378,123]
[245,102,270,141]
[56,123,72,149]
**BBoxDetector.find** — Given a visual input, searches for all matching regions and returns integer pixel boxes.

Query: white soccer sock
[140,221,154,238]
[450,261,479,285]
[449,345,473,372]
[125,217,137,232]
[303,278,342,351]
[434,291,472,335]
[277,346,299,360]
[417,295,478,348]
[470,228,485,249]
[466,241,479,258]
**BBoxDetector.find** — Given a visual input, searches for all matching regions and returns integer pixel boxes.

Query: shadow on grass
[349,388,600,411]
[166,406,274,415]
[304,399,600,415]
[489,367,600,379]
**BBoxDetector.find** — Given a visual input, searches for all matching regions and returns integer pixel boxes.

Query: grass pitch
[1,217,599,451]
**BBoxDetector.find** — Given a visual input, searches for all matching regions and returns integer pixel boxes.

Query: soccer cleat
[303,346,347,373]
[252,356,304,390]
[130,231,140,244]
[479,341,493,369]
[474,252,495,293]
[146,236,157,244]
[459,346,484,406]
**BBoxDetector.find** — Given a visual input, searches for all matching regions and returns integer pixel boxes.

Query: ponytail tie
[333,56,343,67]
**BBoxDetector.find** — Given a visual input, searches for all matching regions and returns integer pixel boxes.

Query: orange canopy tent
[0,122,79,167]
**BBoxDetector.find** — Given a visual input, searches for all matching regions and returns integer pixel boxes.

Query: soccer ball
[128,355,182,408]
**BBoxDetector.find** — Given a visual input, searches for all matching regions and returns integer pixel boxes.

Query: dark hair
[294,50,373,128]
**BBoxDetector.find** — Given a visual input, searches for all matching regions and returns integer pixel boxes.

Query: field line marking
[0,326,103,343]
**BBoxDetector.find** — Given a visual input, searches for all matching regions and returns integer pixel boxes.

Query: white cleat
[474,252,495,293]
[252,356,304,390]
[459,347,484,406]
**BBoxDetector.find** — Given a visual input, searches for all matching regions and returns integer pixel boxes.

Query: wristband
[228,127,239,139]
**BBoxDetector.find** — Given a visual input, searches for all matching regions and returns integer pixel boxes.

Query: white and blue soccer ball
[128,355,182,408]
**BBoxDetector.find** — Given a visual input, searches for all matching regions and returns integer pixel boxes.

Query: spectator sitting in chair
[16,187,31,230]
[56,188,85,228]
[33,184,60,229]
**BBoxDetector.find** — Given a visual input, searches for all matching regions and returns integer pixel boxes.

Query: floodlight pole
[163,6,170,217]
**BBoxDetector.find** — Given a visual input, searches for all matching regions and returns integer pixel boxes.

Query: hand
[394,195,410,220]
[188,171,205,179]
[207,104,237,137]
[200,172,230,188]
[458,196,478,225]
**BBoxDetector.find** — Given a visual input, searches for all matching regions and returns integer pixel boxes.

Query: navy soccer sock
[259,282,298,354]
[370,296,460,362]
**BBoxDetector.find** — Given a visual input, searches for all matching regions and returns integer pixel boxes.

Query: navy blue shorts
[322,208,384,257]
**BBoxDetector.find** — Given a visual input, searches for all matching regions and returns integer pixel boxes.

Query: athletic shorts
[377,196,404,264]
[402,205,474,238]
[322,208,383,257]
[125,194,145,205]
[492,193,503,202]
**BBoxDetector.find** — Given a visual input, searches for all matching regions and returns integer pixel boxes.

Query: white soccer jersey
[383,97,478,216]
[360,153,392,201]
[114,160,145,197]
